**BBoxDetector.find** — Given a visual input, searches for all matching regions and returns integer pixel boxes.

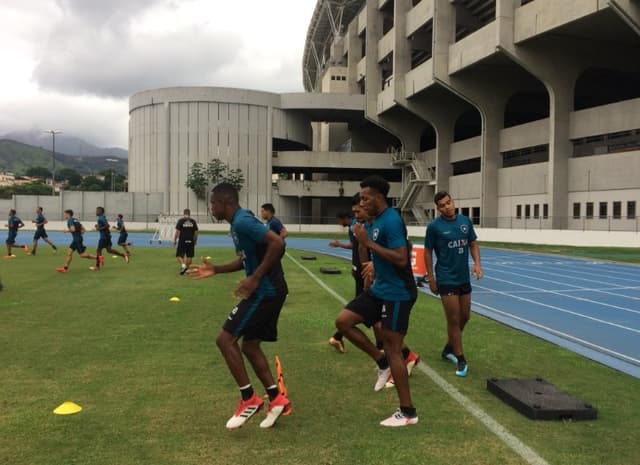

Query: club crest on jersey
[460,224,469,234]
[372,228,380,241]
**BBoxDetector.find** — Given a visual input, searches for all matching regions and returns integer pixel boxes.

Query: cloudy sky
[0,0,317,148]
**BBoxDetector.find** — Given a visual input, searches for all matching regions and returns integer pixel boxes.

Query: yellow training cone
[53,401,82,415]
[169,296,180,302]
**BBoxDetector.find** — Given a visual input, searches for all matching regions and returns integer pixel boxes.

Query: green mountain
[0,139,127,176]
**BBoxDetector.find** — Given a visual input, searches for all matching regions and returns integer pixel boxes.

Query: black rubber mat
[301,255,317,260]
[487,378,597,421]
[320,267,342,275]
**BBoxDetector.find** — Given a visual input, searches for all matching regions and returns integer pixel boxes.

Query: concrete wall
[0,192,164,224]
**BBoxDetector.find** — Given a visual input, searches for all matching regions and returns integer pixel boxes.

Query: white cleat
[225,395,264,430]
[259,393,292,429]
[374,367,392,392]
[380,409,419,427]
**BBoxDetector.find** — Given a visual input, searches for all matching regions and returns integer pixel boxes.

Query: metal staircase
[391,151,435,217]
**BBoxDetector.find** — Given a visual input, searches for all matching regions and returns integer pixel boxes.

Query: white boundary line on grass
[286,252,551,465]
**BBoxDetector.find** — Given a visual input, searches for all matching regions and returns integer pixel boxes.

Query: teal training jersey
[368,208,416,301]
[97,215,111,239]
[35,213,46,231]
[7,215,22,232]
[424,214,477,285]
[230,208,287,297]
[67,217,83,240]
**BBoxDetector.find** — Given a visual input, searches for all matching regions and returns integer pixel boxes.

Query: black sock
[400,405,417,418]
[376,355,389,370]
[401,347,411,359]
[376,340,384,350]
[239,384,254,401]
[266,384,279,401]
[64,266,68,270]
[457,354,466,364]
[443,343,453,353]
[333,332,343,341]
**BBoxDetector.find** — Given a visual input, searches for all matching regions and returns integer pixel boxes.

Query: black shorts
[6,232,17,245]
[222,293,287,341]
[437,282,472,296]
[345,290,415,334]
[118,232,128,245]
[176,242,195,258]
[34,229,48,240]
[69,238,86,254]
[98,237,113,249]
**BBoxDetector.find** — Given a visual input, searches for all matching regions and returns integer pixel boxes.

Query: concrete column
[346,21,362,94]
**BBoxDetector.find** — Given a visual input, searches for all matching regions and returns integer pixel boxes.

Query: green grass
[480,242,640,264]
[1,248,639,465]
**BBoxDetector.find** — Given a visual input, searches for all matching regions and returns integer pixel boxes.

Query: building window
[516,205,522,219]
[472,207,480,225]
[455,208,459,214]
[573,203,581,219]
[613,201,622,219]
[462,207,470,217]
[543,203,549,219]
[599,202,608,219]
[331,76,336,80]
[533,204,540,219]
[586,202,594,219]
[628,201,637,219]
[525,205,531,219]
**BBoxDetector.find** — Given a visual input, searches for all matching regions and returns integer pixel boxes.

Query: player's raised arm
[353,222,407,268]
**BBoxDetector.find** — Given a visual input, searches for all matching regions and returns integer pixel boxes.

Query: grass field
[1,247,639,465]
[479,242,640,264]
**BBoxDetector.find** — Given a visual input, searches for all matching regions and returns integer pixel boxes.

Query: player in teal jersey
[335,176,419,427]
[190,183,291,430]
[93,207,128,270]
[30,206,57,255]
[4,209,28,258]
[424,191,483,377]
[112,214,132,256]
[56,209,97,273]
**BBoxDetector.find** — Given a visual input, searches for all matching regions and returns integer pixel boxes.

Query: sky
[0,0,317,149]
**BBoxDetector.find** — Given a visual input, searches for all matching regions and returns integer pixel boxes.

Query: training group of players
[4,206,132,272]
[4,175,482,429]
[186,175,483,429]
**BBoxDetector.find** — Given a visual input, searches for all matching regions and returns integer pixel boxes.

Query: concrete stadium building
[129,0,640,229]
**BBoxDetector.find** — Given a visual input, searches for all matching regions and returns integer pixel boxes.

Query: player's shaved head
[212,183,239,203]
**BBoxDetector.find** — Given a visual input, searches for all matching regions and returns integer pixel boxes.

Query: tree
[25,166,52,179]
[185,159,245,200]
[14,182,52,195]
[99,170,127,192]
[79,176,104,191]
[57,168,82,187]
[185,162,208,200]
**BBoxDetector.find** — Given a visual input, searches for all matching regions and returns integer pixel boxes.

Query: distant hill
[0,139,127,176]
[2,129,127,159]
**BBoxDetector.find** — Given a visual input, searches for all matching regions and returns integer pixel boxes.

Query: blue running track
[9,231,640,378]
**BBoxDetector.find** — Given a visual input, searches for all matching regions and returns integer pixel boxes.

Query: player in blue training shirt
[56,209,97,273]
[30,206,57,255]
[260,203,288,239]
[335,176,419,427]
[4,209,28,258]
[424,191,483,378]
[93,207,128,270]
[190,183,291,430]
[112,214,132,256]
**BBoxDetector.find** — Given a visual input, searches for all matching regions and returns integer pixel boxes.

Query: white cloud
[0,0,317,148]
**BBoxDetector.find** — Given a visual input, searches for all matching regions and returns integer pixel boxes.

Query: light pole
[105,158,119,191]
[44,130,62,195]
[145,193,150,230]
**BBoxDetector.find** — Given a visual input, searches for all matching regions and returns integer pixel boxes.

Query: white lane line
[487,262,640,303]
[474,286,640,295]
[473,280,640,334]
[473,301,640,366]
[483,266,640,314]
[286,252,551,465]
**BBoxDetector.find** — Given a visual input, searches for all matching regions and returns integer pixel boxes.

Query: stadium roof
[302,0,365,92]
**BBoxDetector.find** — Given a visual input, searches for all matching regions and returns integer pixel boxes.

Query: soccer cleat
[455,360,468,377]
[374,367,391,392]
[179,266,188,275]
[328,336,346,353]
[89,266,99,271]
[259,393,292,428]
[226,393,264,430]
[56,267,68,273]
[380,409,419,427]
[23,245,29,253]
[441,345,458,365]
[405,351,420,376]
[99,255,105,267]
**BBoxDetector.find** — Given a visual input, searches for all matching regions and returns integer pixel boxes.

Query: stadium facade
[129,0,640,229]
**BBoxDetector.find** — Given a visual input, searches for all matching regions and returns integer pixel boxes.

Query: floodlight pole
[44,130,62,195]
